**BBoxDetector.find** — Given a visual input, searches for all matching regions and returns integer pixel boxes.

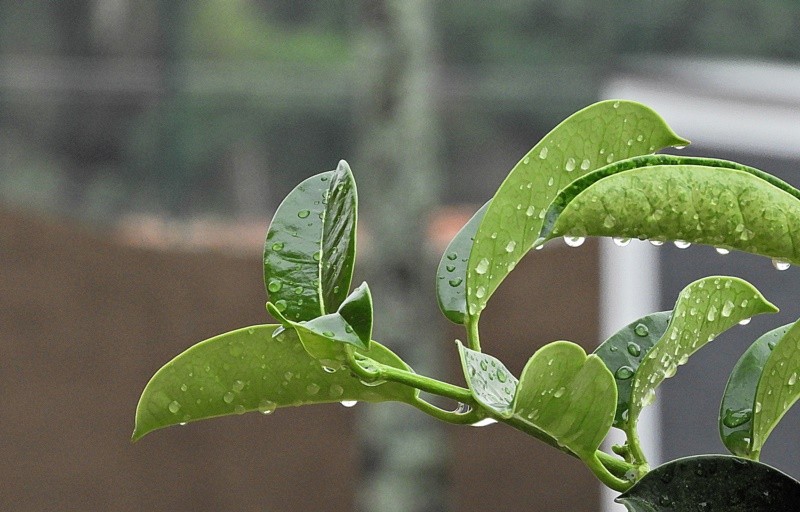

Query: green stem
[624,421,649,467]
[585,453,632,492]
[410,397,485,425]
[466,314,481,352]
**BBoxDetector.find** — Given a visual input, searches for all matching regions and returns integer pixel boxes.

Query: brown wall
[0,209,601,511]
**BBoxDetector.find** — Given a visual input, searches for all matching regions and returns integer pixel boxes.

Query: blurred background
[3,1,800,511]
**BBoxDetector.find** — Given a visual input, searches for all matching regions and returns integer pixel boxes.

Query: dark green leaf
[594,311,671,427]
[466,100,688,319]
[616,455,800,511]
[263,161,357,322]
[720,324,790,457]
[457,341,517,418]
[752,318,800,458]
[539,156,800,265]
[512,341,617,460]
[627,277,776,431]
[436,201,489,324]
[133,324,415,441]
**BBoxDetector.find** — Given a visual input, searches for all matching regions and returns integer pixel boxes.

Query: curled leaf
[457,341,517,418]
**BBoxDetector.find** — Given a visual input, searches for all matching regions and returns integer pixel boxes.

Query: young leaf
[465,100,688,318]
[263,160,357,322]
[436,201,489,325]
[539,156,800,264]
[133,324,415,441]
[593,311,671,427]
[626,277,777,431]
[719,324,791,458]
[616,455,800,512]
[267,282,373,366]
[512,341,617,460]
[457,341,517,418]
[751,319,800,458]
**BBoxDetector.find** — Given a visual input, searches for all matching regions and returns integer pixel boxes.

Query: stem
[585,453,632,492]
[410,397,485,425]
[466,314,481,352]
[624,421,649,467]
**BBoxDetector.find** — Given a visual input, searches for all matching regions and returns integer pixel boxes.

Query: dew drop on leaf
[168,401,181,414]
[271,241,284,251]
[627,342,641,357]
[580,159,591,171]
[297,209,310,219]
[268,280,282,293]
[329,384,344,397]
[715,247,730,255]
[448,278,462,287]
[258,399,277,415]
[340,400,358,407]
[564,236,585,247]
[615,366,634,380]
[475,258,490,275]
[612,237,630,247]
[722,407,752,428]
[772,258,791,271]
[223,392,235,404]
[553,387,566,398]
[674,240,691,249]
[471,418,498,427]
[539,147,549,159]
[565,157,576,172]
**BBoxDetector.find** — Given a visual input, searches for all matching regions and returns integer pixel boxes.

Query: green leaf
[267,282,373,366]
[457,341,517,418]
[719,324,791,457]
[436,201,489,325]
[263,160,357,322]
[512,341,617,460]
[593,311,671,427]
[616,455,800,511]
[752,318,800,458]
[133,324,415,441]
[465,100,688,319]
[539,155,800,265]
[627,277,777,431]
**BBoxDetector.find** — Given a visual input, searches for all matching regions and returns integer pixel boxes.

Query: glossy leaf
[512,341,617,460]
[627,277,777,431]
[539,155,800,264]
[465,100,688,318]
[593,311,671,427]
[616,455,800,511]
[436,201,489,324]
[457,341,517,418]
[263,161,357,322]
[133,324,415,441]
[752,318,800,458]
[267,282,373,366]
[719,324,791,457]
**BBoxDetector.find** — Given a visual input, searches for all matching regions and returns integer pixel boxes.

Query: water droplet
[633,323,649,337]
[329,384,344,397]
[613,101,620,108]
[271,241,284,251]
[650,240,665,246]
[274,299,288,312]
[168,401,181,414]
[615,366,634,380]
[564,236,585,247]
[525,206,536,217]
[471,418,498,427]
[715,247,730,255]
[739,317,751,326]
[312,251,322,262]
[322,366,336,374]
[612,237,630,247]
[232,380,245,392]
[606,153,614,164]
[789,372,798,386]
[445,264,456,272]
[268,280,282,293]
[180,384,188,392]
[223,392,235,404]
[496,369,507,383]
[755,401,762,413]
[674,240,691,249]
[706,305,718,322]
[475,258,490,275]
[721,300,735,318]
[580,159,591,171]
[641,388,656,407]
[479,360,488,371]
[772,258,791,271]
[523,156,530,164]
[297,209,311,219]
[553,387,566,398]
[321,330,335,338]
[454,402,471,414]
[306,383,321,395]
[565,158,576,172]
[258,399,277,415]
[448,278,462,287]
[627,342,641,357]
[722,408,752,428]
[340,400,358,408]
[539,147,549,159]
[547,177,555,187]
[603,215,616,228]
[447,252,458,261]
[475,286,486,299]
[234,405,246,415]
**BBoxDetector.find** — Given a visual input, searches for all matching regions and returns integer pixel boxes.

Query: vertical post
[353,1,448,511]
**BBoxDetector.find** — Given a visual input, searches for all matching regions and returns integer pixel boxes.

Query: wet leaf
[616,455,800,511]
[719,324,791,457]
[436,201,489,324]
[512,341,617,460]
[267,282,373,366]
[466,100,688,319]
[539,155,800,265]
[594,311,671,427]
[627,277,777,432]
[457,341,517,418]
[752,318,800,458]
[133,324,415,441]
[263,160,357,322]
